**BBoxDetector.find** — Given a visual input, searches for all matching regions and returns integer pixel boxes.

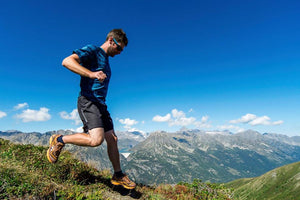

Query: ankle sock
[115,170,124,178]
[57,135,65,144]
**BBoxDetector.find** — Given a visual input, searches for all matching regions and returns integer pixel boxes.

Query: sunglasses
[113,38,123,52]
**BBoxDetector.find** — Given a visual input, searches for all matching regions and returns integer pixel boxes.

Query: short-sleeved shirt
[73,45,111,104]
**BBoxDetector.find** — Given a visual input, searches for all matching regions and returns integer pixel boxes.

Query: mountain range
[0,129,299,185]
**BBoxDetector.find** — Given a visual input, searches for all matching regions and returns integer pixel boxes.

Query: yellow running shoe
[111,174,136,189]
[47,134,65,163]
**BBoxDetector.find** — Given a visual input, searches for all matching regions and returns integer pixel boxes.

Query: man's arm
[62,54,107,82]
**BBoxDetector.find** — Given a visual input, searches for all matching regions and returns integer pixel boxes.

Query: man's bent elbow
[62,57,69,68]
[62,54,80,68]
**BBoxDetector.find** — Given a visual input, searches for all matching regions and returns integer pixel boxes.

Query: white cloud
[229,113,257,124]
[169,116,196,126]
[67,127,84,133]
[169,109,196,126]
[201,115,209,123]
[194,115,212,128]
[76,126,84,132]
[126,127,146,135]
[119,118,138,129]
[230,113,284,126]
[118,118,145,133]
[273,120,284,125]
[218,124,245,133]
[60,109,81,125]
[152,109,211,128]
[172,109,185,118]
[248,116,271,125]
[14,103,29,110]
[152,113,171,122]
[16,107,51,122]
[0,111,7,118]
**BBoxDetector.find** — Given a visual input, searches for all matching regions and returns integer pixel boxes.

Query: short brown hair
[106,29,128,46]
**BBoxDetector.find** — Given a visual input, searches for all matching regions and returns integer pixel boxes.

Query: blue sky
[0,0,299,136]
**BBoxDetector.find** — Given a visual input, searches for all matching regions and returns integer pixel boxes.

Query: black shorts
[77,96,114,133]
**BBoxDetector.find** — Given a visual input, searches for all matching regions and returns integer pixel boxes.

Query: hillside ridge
[226,161,300,200]
[0,138,232,199]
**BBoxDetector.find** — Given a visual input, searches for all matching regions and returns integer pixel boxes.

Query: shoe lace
[122,174,133,184]
[54,143,64,157]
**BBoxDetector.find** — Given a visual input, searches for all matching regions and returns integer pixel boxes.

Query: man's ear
[108,37,114,44]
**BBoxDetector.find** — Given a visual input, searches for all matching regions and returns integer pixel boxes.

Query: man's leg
[47,128,105,163]
[106,129,136,189]
[105,130,121,172]
[63,128,105,147]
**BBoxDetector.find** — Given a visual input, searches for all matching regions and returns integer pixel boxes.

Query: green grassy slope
[0,138,232,199]
[225,161,300,200]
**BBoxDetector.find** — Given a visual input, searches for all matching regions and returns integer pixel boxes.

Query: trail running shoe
[111,174,136,189]
[47,134,65,163]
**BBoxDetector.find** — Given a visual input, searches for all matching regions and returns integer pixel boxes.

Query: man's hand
[62,54,107,82]
[90,71,107,82]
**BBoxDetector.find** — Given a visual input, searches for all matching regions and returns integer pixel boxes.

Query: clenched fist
[90,71,107,82]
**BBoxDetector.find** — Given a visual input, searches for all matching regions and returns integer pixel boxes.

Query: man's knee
[89,128,105,147]
[88,137,103,147]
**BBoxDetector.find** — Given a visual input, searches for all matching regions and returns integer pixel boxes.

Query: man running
[47,29,136,189]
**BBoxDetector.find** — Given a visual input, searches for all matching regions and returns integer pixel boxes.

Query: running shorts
[77,96,114,133]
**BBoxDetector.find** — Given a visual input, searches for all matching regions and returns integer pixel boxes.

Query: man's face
[107,38,125,57]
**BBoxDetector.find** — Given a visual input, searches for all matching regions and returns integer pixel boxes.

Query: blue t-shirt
[73,45,111,104]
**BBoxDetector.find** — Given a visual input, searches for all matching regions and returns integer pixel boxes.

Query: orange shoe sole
[46,135,56,163]
[111,180,136,189]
